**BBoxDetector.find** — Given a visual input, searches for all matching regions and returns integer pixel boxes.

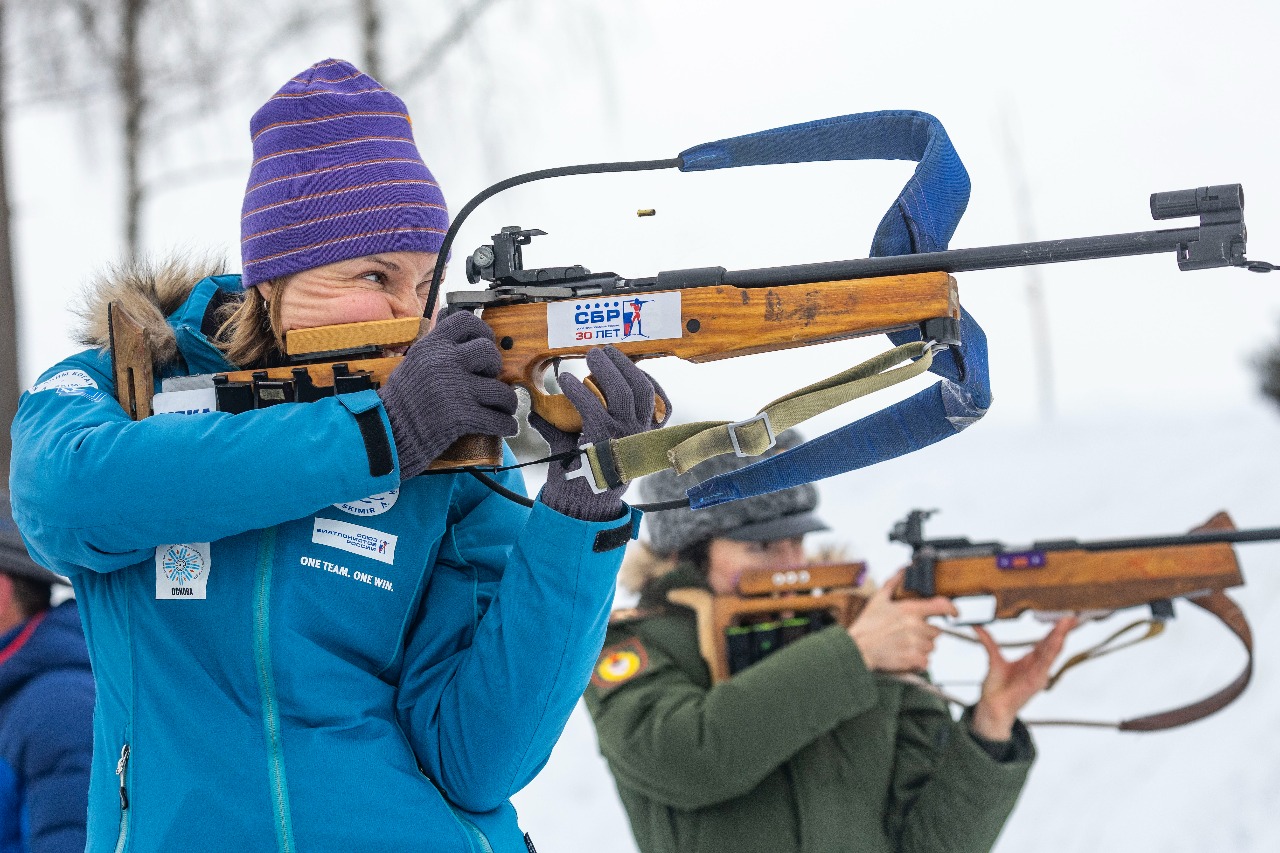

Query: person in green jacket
[584,433,1075,853]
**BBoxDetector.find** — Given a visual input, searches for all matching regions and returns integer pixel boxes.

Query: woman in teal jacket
[7,59,666,853]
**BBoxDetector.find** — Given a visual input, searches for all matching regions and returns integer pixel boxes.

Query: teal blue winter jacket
[8,268,636,853]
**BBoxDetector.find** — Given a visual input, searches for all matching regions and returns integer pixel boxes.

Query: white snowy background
[8,0,1280,850]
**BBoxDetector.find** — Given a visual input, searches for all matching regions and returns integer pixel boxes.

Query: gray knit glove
[530,346,672,521]
[377,312,519,477]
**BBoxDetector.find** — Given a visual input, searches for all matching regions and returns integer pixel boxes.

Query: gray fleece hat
[1,490,68,586]
[637,429,828,556]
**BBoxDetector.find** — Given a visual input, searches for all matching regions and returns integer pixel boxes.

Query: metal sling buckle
[727,411,776,458]
[563,444,611,495]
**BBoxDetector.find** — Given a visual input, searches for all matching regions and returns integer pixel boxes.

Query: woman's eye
[361,272,387,285]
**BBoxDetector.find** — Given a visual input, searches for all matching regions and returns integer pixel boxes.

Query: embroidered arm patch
[591,637,651,691]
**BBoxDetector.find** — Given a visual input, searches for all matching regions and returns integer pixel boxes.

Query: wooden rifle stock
[485,272,957,435]
[894,511,1244,616]
[210,271,958,469]
[892,511,1254,730]
[666,563,870,684]
[218,318,503,468]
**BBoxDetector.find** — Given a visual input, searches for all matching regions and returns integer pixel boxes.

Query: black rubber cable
[423,157,683,321]
[458,469,690,513]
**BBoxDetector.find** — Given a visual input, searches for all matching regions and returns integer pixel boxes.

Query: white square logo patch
[312,518,397,565]
[155,543,211,600]
[152,387,217,416]
[546,291,683,350]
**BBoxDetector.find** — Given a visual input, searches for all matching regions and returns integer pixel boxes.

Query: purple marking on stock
[996,551,1046,570]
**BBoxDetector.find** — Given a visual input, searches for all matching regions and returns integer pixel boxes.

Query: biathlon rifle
[189,183,1261,462]
[656,510,1269,731]
[890,508,1275,731]
[111,112,1274,505]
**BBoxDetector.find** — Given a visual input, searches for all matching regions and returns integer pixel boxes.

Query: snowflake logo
[162,545,205,586]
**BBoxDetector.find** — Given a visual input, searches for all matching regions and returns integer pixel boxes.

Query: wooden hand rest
[666,563,870,683]
[117,269,956,473]
[247,318,505,468]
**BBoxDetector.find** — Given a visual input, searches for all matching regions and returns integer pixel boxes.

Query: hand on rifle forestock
[969,617,1077,741]
[530,346,671,521]
[847,570,958,673]
[377,312,519,477]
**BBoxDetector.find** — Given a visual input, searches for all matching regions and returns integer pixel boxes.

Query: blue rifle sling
[675,110,992,509]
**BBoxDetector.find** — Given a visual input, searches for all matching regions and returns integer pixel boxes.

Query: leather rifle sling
[1116,590,1253,732]
[922,591,1253,732]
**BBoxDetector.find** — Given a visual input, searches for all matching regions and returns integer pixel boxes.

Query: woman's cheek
[327,293,398,325]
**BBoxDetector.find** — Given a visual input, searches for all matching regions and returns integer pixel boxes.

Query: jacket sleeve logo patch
[592,638,649,688]
[312,517,398,565]
[31,369,98,395]
[334,488,399,517]
[156,543,211,600]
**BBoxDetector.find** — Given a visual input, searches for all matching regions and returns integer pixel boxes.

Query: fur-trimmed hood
[619,540,679,595]
[72,254,228,371]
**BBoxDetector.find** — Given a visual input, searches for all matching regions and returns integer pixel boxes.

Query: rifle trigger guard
[727,412,777,458]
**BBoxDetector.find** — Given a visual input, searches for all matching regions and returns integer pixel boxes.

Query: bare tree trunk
[1001,107,1056,423]
[0,0,19,479]
[393,0,504,91]
[119,0,146,262]
[359,0,383,82]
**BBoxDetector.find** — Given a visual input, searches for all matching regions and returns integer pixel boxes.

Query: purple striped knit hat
[240,59,449,288]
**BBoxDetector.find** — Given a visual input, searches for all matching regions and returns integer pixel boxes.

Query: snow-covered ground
[6,2,1278,849]
[512,401,1280,852]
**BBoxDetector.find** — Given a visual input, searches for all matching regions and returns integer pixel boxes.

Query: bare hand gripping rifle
[110,112,1273,509]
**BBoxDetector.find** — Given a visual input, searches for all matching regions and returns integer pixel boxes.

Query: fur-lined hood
[72,254,228,371]
[619,541,680,595]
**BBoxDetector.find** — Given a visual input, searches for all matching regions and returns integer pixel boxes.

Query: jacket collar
[165,276,241,376]
[638,562,709,610]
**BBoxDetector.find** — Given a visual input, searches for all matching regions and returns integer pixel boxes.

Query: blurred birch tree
[0,0,257,472]
[20,0,299,262]
[0,0,18,476]
[0,0,611,470]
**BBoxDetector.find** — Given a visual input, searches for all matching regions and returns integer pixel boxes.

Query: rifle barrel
[620,226,1208,293]
[1058,527,1280,553]
[718,227,1205,288]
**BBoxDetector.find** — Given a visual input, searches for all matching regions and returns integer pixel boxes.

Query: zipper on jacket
[449,810,495,853]
[426,773,494,853]
[116,743,130,808]
[113,743,130,853]
[253,527,296,853]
